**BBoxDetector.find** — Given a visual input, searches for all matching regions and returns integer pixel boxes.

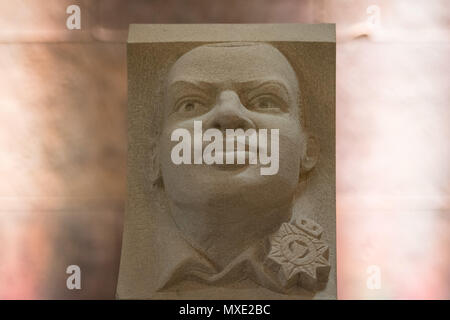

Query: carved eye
[175,99,207,115]
[248,95,282,112]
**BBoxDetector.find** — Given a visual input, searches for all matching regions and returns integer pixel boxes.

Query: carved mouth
[212,150,254,170]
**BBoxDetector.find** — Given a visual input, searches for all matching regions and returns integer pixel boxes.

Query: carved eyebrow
[242,80,289,93]
[243,80,291,101]
[167,80,215,94]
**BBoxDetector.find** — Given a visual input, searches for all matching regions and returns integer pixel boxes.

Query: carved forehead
[167,43,299,95]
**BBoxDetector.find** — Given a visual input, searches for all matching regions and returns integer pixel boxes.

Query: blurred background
[0,0,448,299]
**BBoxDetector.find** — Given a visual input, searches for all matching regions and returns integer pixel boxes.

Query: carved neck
[168,202,292,269]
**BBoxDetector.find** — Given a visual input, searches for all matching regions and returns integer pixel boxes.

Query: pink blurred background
[0,0,448,299]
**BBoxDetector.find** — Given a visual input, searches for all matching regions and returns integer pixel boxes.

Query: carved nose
[208,90,254,131]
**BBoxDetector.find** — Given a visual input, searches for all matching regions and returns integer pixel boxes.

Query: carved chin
[166,172,296,213]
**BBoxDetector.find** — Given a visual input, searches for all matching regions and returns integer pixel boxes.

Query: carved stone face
[159,43,305,220]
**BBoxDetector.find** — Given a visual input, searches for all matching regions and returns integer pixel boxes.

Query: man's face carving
[160,43,305,214]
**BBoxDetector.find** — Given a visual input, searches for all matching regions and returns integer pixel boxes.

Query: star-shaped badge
[265,217,330,290]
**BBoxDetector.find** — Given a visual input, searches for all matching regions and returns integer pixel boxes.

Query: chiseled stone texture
[118,24,336,299]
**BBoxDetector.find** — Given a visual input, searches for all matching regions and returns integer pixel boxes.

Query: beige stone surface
[118,24,336,299]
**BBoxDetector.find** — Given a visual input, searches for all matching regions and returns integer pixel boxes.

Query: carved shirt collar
[156,217,330,294]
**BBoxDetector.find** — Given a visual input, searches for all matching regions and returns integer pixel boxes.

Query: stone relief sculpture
[118,24,336,299]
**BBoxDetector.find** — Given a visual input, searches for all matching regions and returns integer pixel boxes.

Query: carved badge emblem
[265,217,330,290]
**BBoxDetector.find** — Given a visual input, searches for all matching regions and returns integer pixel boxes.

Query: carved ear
[301,134,319,173]
[148,138,163,188]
